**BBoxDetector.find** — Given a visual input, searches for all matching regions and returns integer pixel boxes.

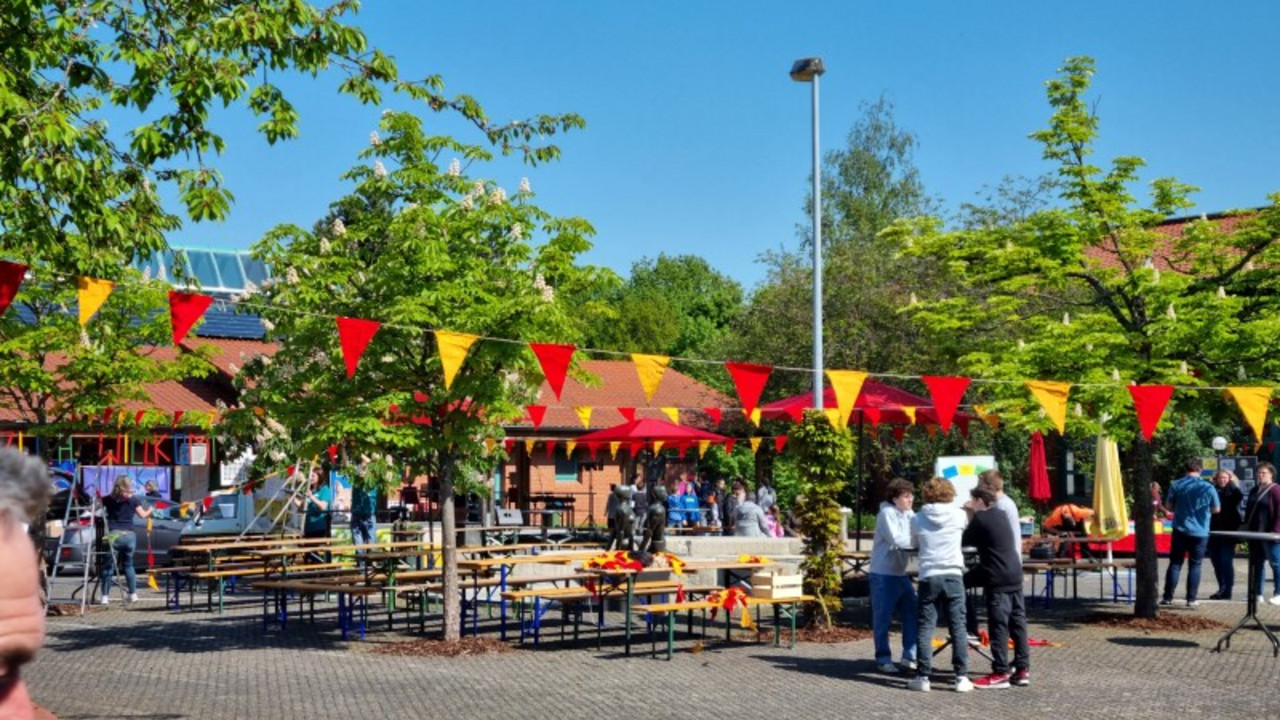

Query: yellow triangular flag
[749,437,762,454]
[826,370,868,427]
[660,407,680,424]
[77,277,114,325]
[747,408,762,427]
[565,440,577,457]
[484,437,496,454]
[824,408,845,430]
[436,331,479,390]
[653,440,665,454]
[524,439,536,454]
[973,404,1000,432]
[609,441,621,459]
[902,407,917,425]
[697,440,711,457]
[1227,386,1273,442]
[574,406,594,428]
[631,353,670,403]
[1025,380,1072,434]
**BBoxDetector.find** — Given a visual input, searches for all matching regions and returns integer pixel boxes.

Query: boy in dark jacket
[962,488,1030,689]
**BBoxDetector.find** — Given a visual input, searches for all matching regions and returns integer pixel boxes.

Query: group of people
[870,469,1030,693]
[1160,458,1280,605]
[605,472,791,540]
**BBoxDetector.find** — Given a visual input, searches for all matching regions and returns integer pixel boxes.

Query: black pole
[855,414,866,551]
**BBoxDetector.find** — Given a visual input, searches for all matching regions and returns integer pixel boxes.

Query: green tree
[1,1,582,446]
[729,97,945,393]
[789,412,852,626]
[887,56,1280,618]
[578,254,743,390]
[222,110,599,641]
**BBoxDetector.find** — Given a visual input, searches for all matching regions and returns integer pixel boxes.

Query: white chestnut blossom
[332,218,347,237]
[448,159,462,176]
[518,177,531,193]
[508,223,523,240]
[369,131,381,146]
[460,195,474,211]
[285,267,300,285]
[489,187,507,205]
[318,237,331,255]
[472,180,486,196]
[261,318,275,332]
[374,161,388,178]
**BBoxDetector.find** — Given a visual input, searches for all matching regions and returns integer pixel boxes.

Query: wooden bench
[500,581,722,647]
[190,561,355,613]
[635,595,816,659]
[252,580,382,640]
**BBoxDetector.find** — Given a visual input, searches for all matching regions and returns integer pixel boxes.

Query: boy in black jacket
[963,488,1030,689]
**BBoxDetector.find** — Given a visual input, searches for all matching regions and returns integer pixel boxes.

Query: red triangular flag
[892,426,905,443]
[102,408,114,424]
[586,441,601,459]
[863,407,882,426]
[724,362,772,416]
[503,439,516,456]
[327,444,339,462]
[704,407,722,425]
[0,261,27,317]
[1128,384,1175,441]
[678,442,692,459]
[172,410,184,427]
[628,440,643,457]
[545,440,557,459]
[958,419,971,438]
[335,316,382,379]
[786,405,804,424]
[527,405,547,430]
[774,436,788,454]
[618,407,636,422]
[133,410,146,426]
[413,391,429,403]
[530,343,576,401]
[922,375,971,433]
[168,290,214,345]
[724,438,736,455]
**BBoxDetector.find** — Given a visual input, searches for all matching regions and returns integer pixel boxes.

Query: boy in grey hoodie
[908,477,971,693]
[870,478,918,673]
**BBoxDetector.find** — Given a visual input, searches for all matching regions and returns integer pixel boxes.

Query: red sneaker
[972,672,1011,689]
[1011,669,1030,687]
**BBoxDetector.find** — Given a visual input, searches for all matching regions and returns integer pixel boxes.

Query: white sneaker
[877,663,898,673]
[99,596,109,606]
[1269,596,1280,606]
[900,659,917,671]
[907,676,931,692]
[955,676,974,693]
[127,593,138,603]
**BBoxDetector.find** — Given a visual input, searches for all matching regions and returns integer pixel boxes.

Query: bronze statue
[608,484,635,551]
[639,485,668,554]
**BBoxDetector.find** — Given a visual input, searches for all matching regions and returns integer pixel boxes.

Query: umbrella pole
[855,414,866,552]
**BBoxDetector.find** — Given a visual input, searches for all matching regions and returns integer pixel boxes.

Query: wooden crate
[751,572,802,600]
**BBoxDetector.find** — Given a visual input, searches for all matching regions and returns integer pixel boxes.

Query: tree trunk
[1131,435,1158,619]
[440,460,460,641]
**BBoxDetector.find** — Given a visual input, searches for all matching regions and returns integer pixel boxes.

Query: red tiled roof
[1083,211,1259,271]
[509,359,733,432]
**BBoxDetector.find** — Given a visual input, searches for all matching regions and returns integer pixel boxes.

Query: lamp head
[789,57,825,82]
[1211,436,1228,452]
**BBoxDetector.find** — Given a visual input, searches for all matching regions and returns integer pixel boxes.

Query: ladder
[45,467,100,612]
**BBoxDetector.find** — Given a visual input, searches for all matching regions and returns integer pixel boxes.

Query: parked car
[43,473,187,573]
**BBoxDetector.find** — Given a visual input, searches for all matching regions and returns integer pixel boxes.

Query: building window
[554,448,578,482]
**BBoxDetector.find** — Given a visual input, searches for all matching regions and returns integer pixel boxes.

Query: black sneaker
[1158,598,1174,606]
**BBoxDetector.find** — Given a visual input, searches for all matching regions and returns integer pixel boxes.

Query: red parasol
[1028,430,1052,504]
[573,418,729,446]
[758,380,977,427]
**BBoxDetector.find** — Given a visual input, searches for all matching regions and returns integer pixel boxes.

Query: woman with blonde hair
[100,475,154,604]
[908,477,971,693]
[1207,469,1244,600]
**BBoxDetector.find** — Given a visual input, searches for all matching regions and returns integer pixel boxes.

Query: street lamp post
[790,57,825,411]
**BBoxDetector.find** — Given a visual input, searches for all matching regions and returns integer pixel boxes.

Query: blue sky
[169,1,1280,291]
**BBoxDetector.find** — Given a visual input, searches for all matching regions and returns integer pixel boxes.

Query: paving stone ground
[26,568,1280,720]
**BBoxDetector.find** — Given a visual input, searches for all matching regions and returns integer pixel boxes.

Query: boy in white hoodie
[870,478,918,673]
[908,477,971,693]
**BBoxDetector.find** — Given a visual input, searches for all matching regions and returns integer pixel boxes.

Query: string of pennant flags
[2,259,1278,450]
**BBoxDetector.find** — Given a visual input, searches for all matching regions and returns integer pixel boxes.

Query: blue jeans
[1249,541,1280,597]
[1163,531,1208,602]
[1206,536,1237,598]
[351,516,376,564]
[870,573,918,665]
[915,574,968,678]
[100,530,137,597]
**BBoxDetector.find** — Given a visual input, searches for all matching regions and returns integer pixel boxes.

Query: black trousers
[985,588,1030,675]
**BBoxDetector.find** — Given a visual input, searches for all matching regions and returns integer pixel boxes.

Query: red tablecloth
[1087,532,1171,556]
